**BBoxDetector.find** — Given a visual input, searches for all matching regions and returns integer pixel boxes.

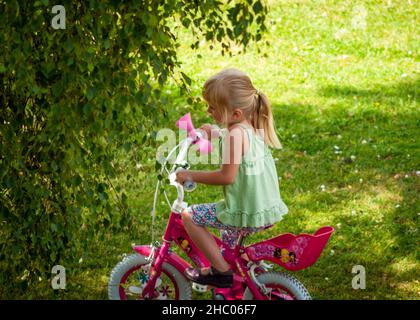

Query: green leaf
[181,72,192,86]
[253,1,263,14]
[51,161,58,171]
[86,87,96,100]
[123,142,131,152]
[73,175,82,186]
[99,192,108,201]
[96,183,105,193]
[121,192,127,204]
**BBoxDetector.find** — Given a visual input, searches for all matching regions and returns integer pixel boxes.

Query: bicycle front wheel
[108,253,192,300]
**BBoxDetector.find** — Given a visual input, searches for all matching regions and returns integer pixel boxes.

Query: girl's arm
[176,126,244,185]
[199,123,223,140]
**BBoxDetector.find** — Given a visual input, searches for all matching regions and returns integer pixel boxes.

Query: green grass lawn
[16,0,418,299]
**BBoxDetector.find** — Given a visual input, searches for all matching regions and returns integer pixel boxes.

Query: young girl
[175,68,288,288]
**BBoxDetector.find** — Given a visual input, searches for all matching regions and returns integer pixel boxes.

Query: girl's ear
[232,108,243,121]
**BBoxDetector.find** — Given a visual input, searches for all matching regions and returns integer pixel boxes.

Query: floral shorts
[186,203,270,249]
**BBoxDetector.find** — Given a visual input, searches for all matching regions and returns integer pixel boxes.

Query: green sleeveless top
[215,123,288,228]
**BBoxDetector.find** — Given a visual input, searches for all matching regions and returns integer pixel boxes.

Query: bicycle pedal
[192,282,208,293]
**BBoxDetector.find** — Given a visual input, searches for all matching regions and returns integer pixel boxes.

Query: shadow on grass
[319,78,419,105]
[263,79,418,298]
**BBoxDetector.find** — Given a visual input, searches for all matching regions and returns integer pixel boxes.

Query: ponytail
[252,91,282,149]
[202,68,282,148]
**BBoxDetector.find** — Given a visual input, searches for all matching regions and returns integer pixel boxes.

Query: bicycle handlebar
[165,114,213,212]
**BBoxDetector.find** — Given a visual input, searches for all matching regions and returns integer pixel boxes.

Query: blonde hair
[202,68,282,149]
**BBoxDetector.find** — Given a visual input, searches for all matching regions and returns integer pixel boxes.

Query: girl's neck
[227,119,254,131]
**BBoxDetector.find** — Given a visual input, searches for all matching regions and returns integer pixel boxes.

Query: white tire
[108,253,192,300]
[243,271,312,300]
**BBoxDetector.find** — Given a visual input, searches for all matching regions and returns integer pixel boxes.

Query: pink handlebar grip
[176,113,213,154]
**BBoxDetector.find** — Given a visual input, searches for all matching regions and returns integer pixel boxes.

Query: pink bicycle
[108,113,334,300]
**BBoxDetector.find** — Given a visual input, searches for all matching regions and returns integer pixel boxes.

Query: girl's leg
[181,209,231,272]
[221,229,252,262]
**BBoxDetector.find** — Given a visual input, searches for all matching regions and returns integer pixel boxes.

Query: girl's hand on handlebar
[175,169,192,185]
[198,124,213,139]
[199,123,221,139]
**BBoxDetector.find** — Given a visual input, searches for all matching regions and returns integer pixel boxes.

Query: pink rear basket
[245,226,335,271]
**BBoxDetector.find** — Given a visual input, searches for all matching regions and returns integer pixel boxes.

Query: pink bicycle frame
[137,210,266,299]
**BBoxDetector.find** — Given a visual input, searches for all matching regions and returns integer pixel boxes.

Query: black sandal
[184,266,233,288]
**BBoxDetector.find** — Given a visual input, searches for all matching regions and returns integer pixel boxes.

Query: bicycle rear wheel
[243,271,311,300]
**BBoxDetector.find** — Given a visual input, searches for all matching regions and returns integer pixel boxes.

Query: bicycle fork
[141,241,171,299]
[142,211,181,299]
